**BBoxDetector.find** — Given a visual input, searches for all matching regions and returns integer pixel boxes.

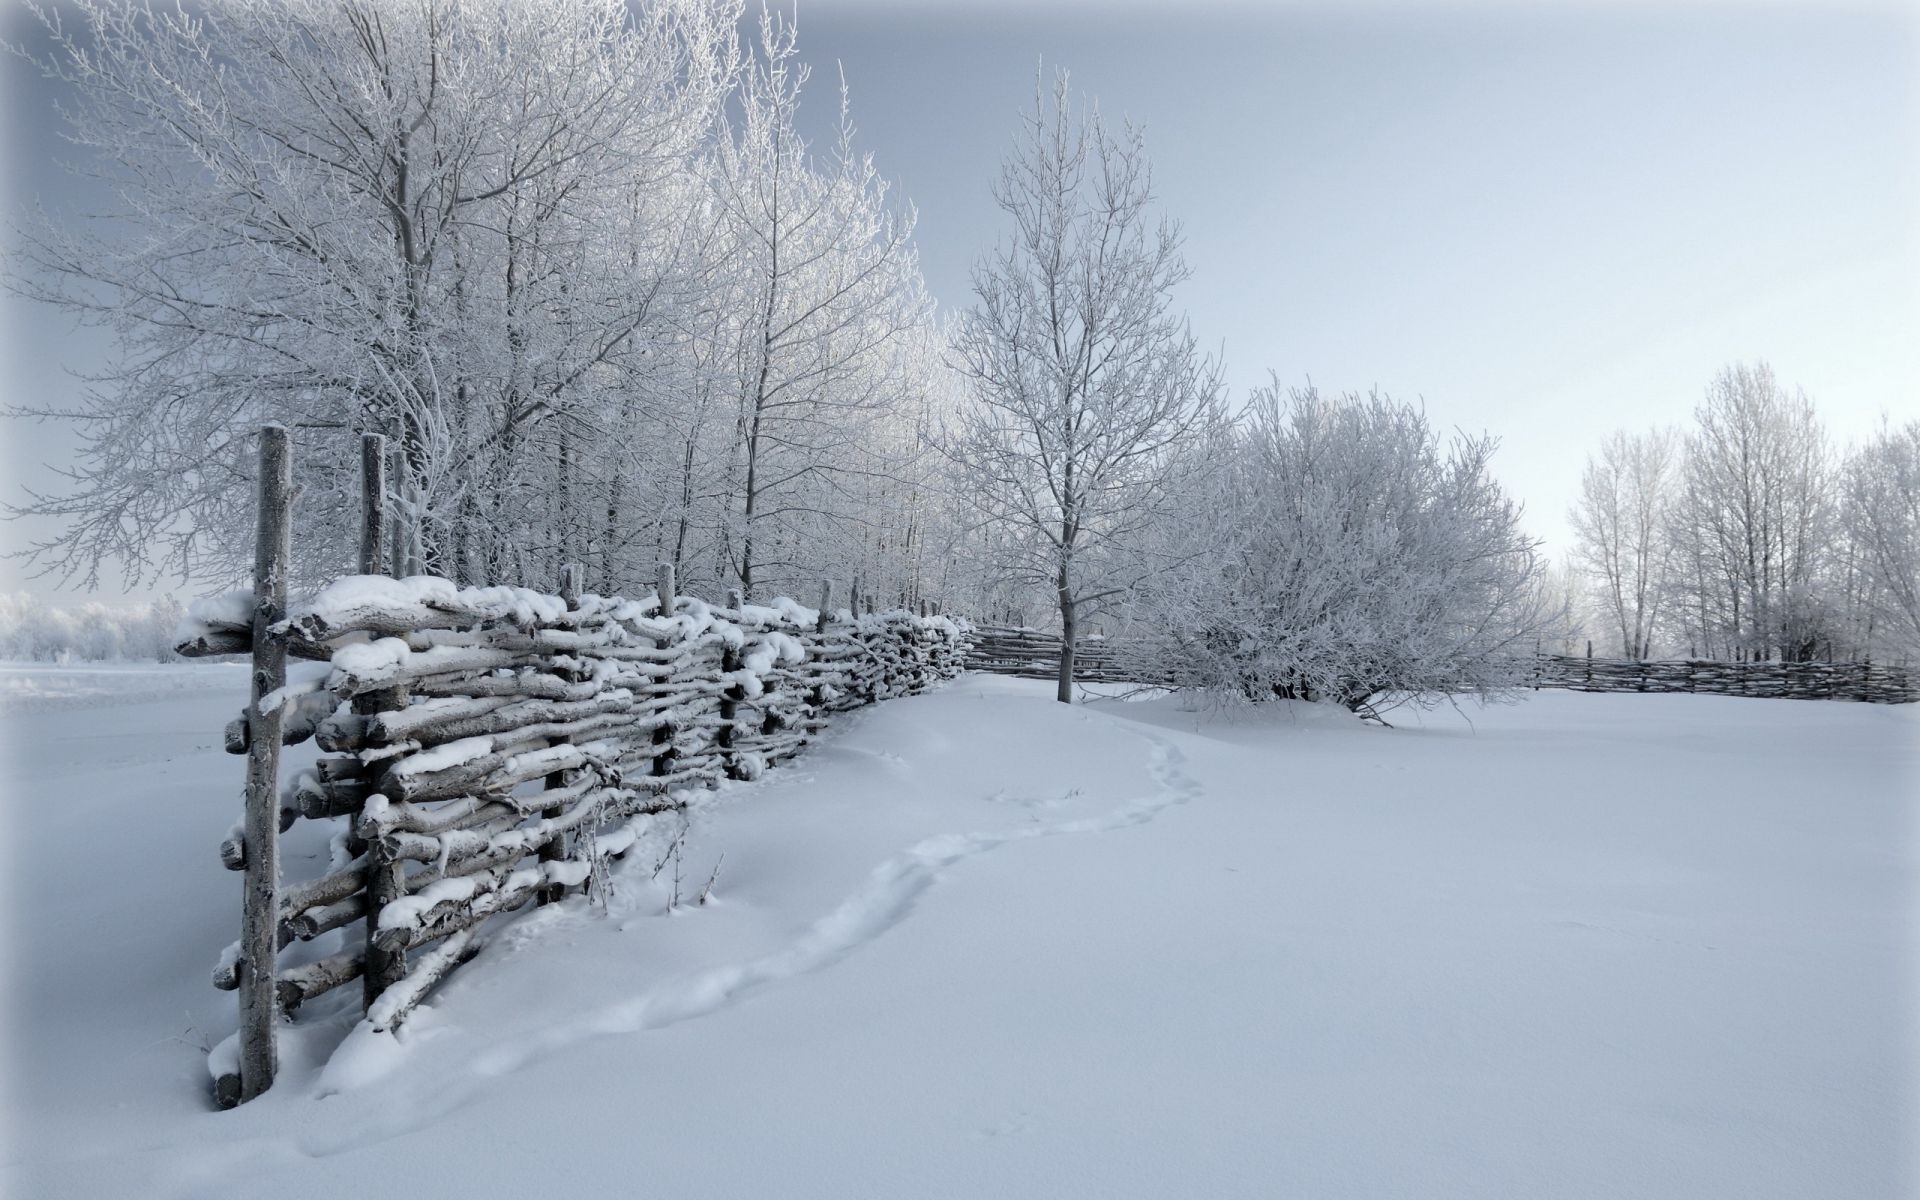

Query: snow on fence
[181,427,968,1107]
[966,624,1918,704]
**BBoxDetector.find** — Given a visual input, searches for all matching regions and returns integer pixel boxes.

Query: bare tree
[1838,420,1920,659]
[699,14,934,601]
[950,69,1221,702]
[1569,428,1677,658]
[1662,363,1832,660]
[6,0,737,588]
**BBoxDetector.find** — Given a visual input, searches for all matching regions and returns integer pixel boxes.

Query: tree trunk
[1056,589,1077,704]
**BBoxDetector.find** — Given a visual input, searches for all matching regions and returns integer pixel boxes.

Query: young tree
[1569,428,1677,658]
[950,69,1221,702]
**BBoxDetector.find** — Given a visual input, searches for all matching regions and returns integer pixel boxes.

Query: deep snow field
[1,663,1914,1199]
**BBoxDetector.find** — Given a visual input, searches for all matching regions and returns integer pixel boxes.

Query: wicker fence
[965,624,1917,704]
[1530,653,1915,703]
[965,625,1142,683]
[185,427,967,1107]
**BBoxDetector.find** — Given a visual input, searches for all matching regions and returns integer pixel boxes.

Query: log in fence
[186,427,968,1107]
[964,625,1918,704]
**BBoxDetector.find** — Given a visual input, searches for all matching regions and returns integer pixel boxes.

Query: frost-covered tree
[8,0,955,610]
[949,69,1221,702]
[7,0,740,589]
[1127,384,1550,716]
[1661,363,1832,660]
[1836,420,1920,659]
[0,591,184,662]
[704,14,933,600]
[1570,428,1677,658]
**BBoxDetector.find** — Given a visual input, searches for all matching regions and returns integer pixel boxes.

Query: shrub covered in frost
[0,592,187,663]
[1125,384,1552,713]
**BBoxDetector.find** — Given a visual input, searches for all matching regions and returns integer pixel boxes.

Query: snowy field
[1,663,1914,1199]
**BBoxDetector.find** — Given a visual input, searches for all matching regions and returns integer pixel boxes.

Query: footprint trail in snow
[468,724,1201,1077]
[300,714,1202,1159]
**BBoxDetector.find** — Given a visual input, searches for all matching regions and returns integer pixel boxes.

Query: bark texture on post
[387,443,406,579]
[718,586,744,779]
[651,563,678,777]
[359,433,387,576]
[237,424,291,1104]
[362,787,408,1001]
[537,563,585,904]
[357,435,412,994]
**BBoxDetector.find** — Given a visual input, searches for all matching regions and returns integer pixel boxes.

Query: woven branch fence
[965,625,1917,704]
[185,427,968,1107]
[1529,652,1916,702]
[965,625,1141,683]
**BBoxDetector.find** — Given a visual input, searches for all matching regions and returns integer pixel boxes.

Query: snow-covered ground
[1,664,1914,1198]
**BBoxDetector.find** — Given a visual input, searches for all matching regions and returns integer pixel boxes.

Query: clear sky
[3,0,1916,603]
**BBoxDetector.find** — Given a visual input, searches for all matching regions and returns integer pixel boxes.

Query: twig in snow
[696,853,725,906]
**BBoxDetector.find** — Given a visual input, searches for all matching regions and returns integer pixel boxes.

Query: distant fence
[1530,653,1916,703]
[965,624,1917,705]
[965,625,1142,683]
[184,427,967,1107]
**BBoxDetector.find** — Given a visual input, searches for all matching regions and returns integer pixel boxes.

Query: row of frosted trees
[11,2,1563,710]
[49,2,1856,708]
[1570,363,1917,664]
[11,1,960,608]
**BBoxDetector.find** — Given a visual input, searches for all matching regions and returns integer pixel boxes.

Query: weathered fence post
[386,443,407,579]
[537,563,586,905]
[719,586,745,779]
[804,581,834,731]
[360,433,387,575]
[236,424,291,1104]
[652,563,678,779]
[355,437,411,1002]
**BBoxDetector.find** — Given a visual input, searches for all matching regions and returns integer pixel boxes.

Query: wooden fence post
[360,762,407,1006]
[355,434,413,1000]
[406,465,425,576]
[386,443,407,579]
[652,563,678,779]
[718,586,744,779]
[360,433,387,575]
[536,564,586,905]
[236,424,291,1104]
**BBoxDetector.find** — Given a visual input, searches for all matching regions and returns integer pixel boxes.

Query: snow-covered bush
[1125,384,1550,714]
[0,593,186,663]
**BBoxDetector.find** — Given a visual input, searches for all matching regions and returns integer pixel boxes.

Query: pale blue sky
[4,0,1916,602]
